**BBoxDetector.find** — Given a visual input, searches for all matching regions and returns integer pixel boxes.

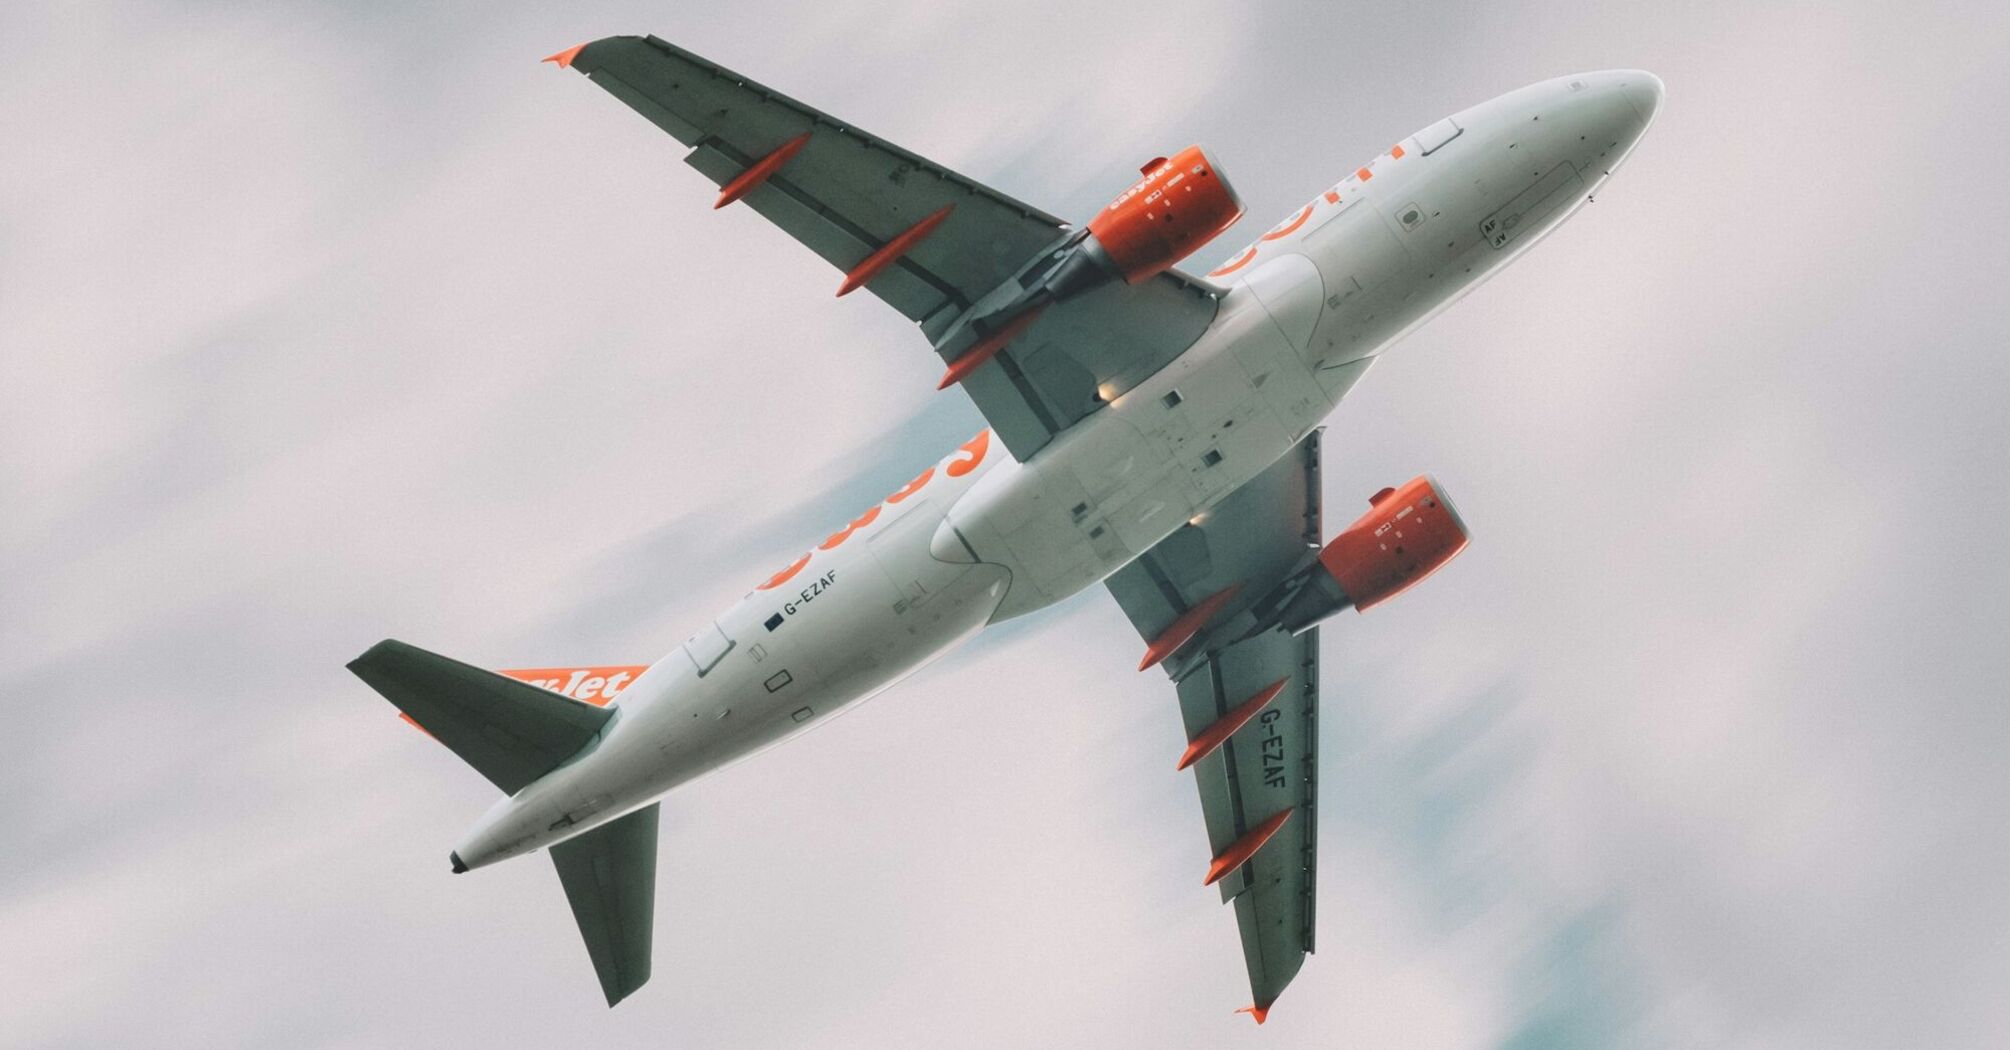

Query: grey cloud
[5,0,2007,1047]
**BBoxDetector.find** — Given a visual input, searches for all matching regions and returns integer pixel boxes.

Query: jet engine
[1260,475,1471,634]
[1087,145,1244,283]
[937,146,1243,385]
[1039,145,1244,299]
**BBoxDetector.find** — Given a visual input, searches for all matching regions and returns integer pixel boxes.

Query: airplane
[348,34,1662,1019]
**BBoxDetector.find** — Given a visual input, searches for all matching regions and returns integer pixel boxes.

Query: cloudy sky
[5,1,2009,1046]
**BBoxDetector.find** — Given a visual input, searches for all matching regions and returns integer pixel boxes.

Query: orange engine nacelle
[1085,145,1244,284]
[1320,476,1471,611]
[1263,476,1471,633]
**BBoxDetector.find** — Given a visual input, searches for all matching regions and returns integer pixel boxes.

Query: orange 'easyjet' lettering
[886,466,934,504]
[946,429,990,477]
[819,505,883,550]
[758,553,812,591]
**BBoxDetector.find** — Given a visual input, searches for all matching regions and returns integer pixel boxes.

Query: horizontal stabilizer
[551,803,659,1006]
[348,639,616,794]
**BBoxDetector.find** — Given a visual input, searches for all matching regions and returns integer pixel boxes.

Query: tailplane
[347,639,615,794]
[551,803,660,1005]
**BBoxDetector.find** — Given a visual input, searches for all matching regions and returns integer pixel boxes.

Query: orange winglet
[937,305,1046,388]
[715,132,811,209]
[837,205,953,297]
[1177,678,1289,770]
[1138,583,1241,672]
[543,42,587,68]
[1204,807,1294,885]
[1236,1004,1272,1025]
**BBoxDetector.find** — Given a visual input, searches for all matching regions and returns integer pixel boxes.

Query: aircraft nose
[1561,70,1663,162]
[1614,69,1666,123]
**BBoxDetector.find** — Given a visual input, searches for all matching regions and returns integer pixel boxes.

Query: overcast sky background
[5,1,2009,1047]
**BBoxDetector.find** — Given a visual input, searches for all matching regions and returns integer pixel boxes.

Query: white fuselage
[454,70,1662,869]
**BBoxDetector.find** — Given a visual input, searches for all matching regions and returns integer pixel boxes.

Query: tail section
[347,639,616,794]
[349,639,659,1006]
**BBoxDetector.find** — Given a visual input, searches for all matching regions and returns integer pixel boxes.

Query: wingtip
[543,42,588,68]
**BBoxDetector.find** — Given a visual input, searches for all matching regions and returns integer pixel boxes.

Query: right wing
[1102,431,1325,1020]
[553,35,1222,460]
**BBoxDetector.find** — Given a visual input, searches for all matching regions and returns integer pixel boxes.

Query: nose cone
[1558,69,1663,166]
[1613,69,1666,124]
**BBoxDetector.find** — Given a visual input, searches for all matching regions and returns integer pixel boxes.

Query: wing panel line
[631,35,1071,227]
[695,134,973,313]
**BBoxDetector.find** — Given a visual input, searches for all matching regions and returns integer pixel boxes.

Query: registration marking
[783,570,837,617]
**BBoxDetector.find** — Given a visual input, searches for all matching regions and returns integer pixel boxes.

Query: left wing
[1103,431,1324,1021]
[550,35,1221,460]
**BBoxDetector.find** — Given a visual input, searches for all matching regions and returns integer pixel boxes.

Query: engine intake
[1087,145,1244,284]
[1266,475,1471,633]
